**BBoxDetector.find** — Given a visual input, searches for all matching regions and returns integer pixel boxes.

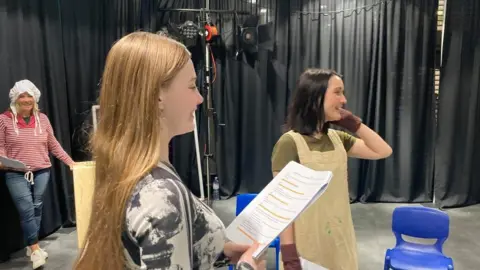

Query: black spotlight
[236,15,274,60]
[238,15,260,54]
[178,20,200,48]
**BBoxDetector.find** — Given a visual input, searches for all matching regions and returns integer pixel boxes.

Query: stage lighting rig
[157,6,249,206]
[204,23,219,43]
[159,19,220,49]
[238,15,259,54]
[179,20,200,47]
[235,14,274,60]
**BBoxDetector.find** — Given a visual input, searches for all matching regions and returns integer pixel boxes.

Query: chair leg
[276,246,280,270]
[383,255,390,270]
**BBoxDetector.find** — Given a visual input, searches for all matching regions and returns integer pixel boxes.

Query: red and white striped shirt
[0,111,74,172]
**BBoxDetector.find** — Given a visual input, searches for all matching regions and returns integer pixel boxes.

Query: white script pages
[0,156,28,170]
[225,161,333,258]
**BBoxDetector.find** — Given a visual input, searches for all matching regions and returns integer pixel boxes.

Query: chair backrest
[392,206,450,251]
[236,193,258,216]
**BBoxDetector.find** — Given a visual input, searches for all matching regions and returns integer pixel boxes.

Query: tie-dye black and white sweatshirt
[122,162,226,269]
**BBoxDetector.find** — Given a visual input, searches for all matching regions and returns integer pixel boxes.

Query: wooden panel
[72,161,96,249]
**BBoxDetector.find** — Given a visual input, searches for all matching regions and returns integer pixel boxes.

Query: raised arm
[44,116,74,167]
[331,109,392,160]
[0,118,6,169]
[347,124,392,159]
[0,118,6,157]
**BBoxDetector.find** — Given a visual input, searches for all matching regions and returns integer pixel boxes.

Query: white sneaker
[30,250,46,269]
[26,247,48,258]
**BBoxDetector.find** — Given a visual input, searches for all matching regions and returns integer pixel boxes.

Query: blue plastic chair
[229,193,280,270]
[384,206,454,270]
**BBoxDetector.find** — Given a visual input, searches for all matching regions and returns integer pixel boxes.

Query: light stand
[158,6,248,206]
[193,113,205,200]
[203,11,214,206]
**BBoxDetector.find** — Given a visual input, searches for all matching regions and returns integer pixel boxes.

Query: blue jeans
[5,169,50,246]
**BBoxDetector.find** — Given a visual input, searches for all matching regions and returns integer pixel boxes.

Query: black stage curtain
[202,0,289,195]
[206,0,437,202]
[0,0,203,260]
[60,0,205,196]
[434,0,480,208]
[0,0,443,260]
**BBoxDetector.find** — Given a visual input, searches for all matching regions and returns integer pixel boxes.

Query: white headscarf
[9,79,42,135]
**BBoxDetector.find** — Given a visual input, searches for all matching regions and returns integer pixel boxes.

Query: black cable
[295,0,392,17]
[235,0,393,20]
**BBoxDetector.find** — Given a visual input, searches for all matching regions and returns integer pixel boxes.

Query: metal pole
[193,113,205,200]
[156,5,248,205]
[205,41,213,206]
[201,3,214,206]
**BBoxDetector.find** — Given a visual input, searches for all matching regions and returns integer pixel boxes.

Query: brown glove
[330,108,362,133]
[281,244,302,270]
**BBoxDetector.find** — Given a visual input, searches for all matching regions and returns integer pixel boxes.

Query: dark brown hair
[285,68,341,135]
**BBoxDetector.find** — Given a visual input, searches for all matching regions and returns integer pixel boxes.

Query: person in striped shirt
[0,79,75,269]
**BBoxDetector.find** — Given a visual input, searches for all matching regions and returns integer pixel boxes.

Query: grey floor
[1,199,479,269]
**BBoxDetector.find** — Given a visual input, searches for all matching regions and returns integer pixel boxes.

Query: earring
[158,99,165,117]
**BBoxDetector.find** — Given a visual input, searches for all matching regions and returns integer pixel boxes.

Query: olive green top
[271,130,357,173]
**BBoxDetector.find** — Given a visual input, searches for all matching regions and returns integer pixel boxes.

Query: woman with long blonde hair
[73,32,264,270]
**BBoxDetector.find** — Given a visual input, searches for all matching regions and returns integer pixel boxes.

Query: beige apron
[280,130,358,270]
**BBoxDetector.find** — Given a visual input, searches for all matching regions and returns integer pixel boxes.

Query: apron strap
[286,131,312,164]
[327,129,343,148]
[286,129,347,164]
[327,129,349,158]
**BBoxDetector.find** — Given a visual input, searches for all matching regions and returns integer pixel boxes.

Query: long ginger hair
[73,32,191,270]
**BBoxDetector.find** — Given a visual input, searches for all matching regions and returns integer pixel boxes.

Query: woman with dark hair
[272,69,392,270]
